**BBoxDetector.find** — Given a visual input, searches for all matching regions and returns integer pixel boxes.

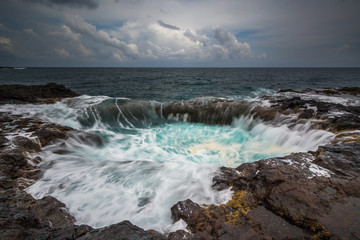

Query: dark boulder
[77,221,166,240]
[0,83,79,104]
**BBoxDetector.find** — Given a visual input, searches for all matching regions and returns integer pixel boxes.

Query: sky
[0,0,359,67]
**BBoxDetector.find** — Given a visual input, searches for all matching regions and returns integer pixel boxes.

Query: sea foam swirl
[1,95,334,232]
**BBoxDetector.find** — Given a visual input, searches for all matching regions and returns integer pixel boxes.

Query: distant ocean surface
[1,68,359,101]
[1,67,359,232]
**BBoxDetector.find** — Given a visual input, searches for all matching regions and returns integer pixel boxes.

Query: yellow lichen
[226,190,252,215]
[225,210,241,225]
[202,207,213,219]
[224,190,253,225]
[311,230,331,240]
[201,190,254,226]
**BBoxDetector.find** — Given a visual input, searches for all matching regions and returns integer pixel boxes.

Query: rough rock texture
[171,143,360,239]
[1,84,359,239]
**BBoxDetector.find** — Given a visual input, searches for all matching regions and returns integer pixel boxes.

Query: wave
[1,94,335,232]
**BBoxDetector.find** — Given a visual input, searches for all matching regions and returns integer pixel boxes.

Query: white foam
[0,96,336,232]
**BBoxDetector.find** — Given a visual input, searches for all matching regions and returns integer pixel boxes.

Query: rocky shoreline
[0,83,359,239]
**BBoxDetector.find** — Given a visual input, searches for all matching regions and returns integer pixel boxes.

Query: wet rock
[210,147,360,239]
[33,126,70,146]
[0,136,7,148]
[30,196,75,228]
[299,108,315,119]
[330,114,360,131]
[278,89,298,93]
[13,136,41,152]
[1,85,360,239]
[281,96,306,110]
[0,149,27,180]
[67,131,104,147]
[0,149,27,167]
[171,192,270,240]
[171,199,210,234]
[247,206,310,239]
[314,142,360,177]
[0,83,79,104]
[212,167,241,191]
[338,87,360,95]
[179,144,360,239]
[46,225,93,240]
[77,221,166,240]
[167,230,194,240]
[332,132,360,144]
[318,197,360,240]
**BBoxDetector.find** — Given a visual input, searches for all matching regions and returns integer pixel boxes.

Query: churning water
[2,68,356,232]
[0,94,334,232]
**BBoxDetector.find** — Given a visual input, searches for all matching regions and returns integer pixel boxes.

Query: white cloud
[212,26,252,59]
[65,15,139,60]
[183,29,210,47]
[110,19,253,62]
[54,48,70,58]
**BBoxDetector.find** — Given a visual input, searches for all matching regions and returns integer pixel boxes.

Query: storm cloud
[0,0,359,67]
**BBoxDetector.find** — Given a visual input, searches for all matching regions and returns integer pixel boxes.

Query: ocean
[1,68,360,101]
[0,68,359,232]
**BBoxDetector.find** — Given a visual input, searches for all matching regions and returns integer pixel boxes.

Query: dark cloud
[26,0,99,9]
[1,0,360,67]
[158,20,180,31]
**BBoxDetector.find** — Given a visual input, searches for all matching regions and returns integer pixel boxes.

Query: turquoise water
[0,95,335,232]
[2,67,352,232]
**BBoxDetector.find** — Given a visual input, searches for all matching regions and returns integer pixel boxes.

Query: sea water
[0,68,358,232]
